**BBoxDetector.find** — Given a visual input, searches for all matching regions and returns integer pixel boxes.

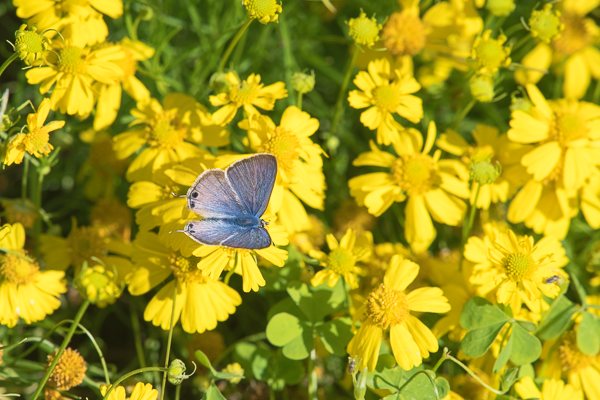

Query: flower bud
[291,71,315,94]
[347,11,381,48]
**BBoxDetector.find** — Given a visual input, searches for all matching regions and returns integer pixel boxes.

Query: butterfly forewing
[226,154,277,218]
[186,169,249,219]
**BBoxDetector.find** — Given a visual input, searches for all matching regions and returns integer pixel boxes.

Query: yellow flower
[101,382,158,400]
[347,10,381,48]
[47,348,87,391]
[349,123,469,253]
[471,30,511,75]
[126,232,241,333]
[192,216,288,293]
[529,4,564,43]
[348,58,423,145]
[12,24,51,66]
[347,255,450,371]
[581,171,600,229]
[0,223,66,327]
[436,124,529,209]
[310,229,372,289]
[515,377,583,400]
[76,263,124,308]
[113,94,206,181]
[464,224,568,315]
[486,0,515,17]
[243,0,282,24]
[3,98,64,166]
[26,42,125,117]
[238,106,326,233]
[209,72,287,126]
[382,6,427,56]
[93,38,155,130]
[507,84,600,236]
[0,198,38,228]
[13,0,123,47]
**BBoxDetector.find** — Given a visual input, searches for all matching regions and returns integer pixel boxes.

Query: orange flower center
[374,85,401,112]
[391,154,438,195]
[382,11,427,56]
[0,252,39,285]
[366,284,408,329]
[58,47,85,74]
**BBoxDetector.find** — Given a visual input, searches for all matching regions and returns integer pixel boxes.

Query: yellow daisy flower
[209,72,287,126]
[471,30,511,75]
[237,106,326,233]
[581,171,600,229]
[464,224,568,315]
[101,382,158,400]
[515,377,583,400]
[94,38,155,130]
[13,0,123,47]
[507,84,600,237]
[382,0,427,57]
[310,229,372,289]
[112,93,206,181]
[348,58,423,145]
[126,231,241,333]
[243,0,282,24]
[192,215,289,293]
[26,41,125,118]
[3,98,64,165]
[0,223,66,327]
[349,123,469,253]
[347,255,450,371]
[436,124,529,209]
[347,10,381,48]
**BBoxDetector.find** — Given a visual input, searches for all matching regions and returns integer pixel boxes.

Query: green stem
[175,383,181,400]
[330,46,358,135]
[342,278,354,317]
[431,347,449,372]
[279,13,296,106]
[130,302,148,369]
[102,367,166,400]
[307,348,318,400]
[30,161,44,252]
[297,93,303,110]
[160,286,178,400]
[0,54,18,79]
[31,300,90,400]
[217,18,253,72]
[451,98,475,129]
[444,352,504,395]
[21,157,29,200]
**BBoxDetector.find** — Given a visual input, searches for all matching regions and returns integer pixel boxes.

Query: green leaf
[500,367,520,392]
[266,312,304,346]
[493,333,513,373]
[510,322,542,365]
[203,383,226,400]
[577,311,600,355]
[434,377,450,399]
[282,328,312,360]
[460,322,506,357]
[286,281,346,322]
[317,317,353,356]
[460,297,510,330]
[536,295,577,340]
[195,350,216,373]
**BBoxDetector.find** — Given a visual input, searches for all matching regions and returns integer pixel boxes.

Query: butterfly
[183,153,277,249]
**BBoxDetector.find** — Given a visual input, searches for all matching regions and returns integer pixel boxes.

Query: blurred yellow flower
[348,58,423,145]
[101,382,158,400]
[349,123,469,253]
[113,94,206,181]
[310,229,372,289]
[3,98,64,165]
[382,2,427,56]
[13,0,123,47]
[347,10,381,48]
[464,224,568,314]
[471,30,511,75]
[0,223,66,327]
[238,106,326,233]
[26,42,125,118]
[209,72,287,126]
[12,24,51,66]
[347,255,450,371]
[515,377,582,400]
[126,232,241,333]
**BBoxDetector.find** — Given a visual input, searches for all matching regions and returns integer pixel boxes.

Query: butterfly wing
[226,154,277,218]
[184,219,272,249]
[186,169,249,219]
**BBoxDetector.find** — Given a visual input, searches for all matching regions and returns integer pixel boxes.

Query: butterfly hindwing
[186,169,249,219]
[226,154,277,218]
[185,219,271,249]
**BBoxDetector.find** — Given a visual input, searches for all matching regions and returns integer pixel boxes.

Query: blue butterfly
[183,153,277,249]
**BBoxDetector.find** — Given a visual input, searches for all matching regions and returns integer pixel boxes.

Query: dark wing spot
[189,201,195,209]
[191,191,199,198]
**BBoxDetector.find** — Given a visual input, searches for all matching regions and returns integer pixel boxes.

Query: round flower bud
[77,264,123,308]
[347,11,381,48]
[14,24,50,66]
[168,359,195,385]
[470,160,501,185]
[472,30,511,75]
[469,74,495,103]
[47,348,87,390]
[291,71,315,94]
[486,0,515,17]
[529,4,563,43]
[243,0,282,24]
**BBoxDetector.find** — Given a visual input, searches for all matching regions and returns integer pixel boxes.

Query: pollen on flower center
[502,252,533,280]
[15,30,44,56]
[233,81,259,105]
[25,128,50,154]
[58,47,85,74]
[382,11,427,56]
[374,85,401,112]
[366,284,409,329]
[47,348,87,390]
[553,16,594,55]
[262,130,299,174]
[148,110,186,148]
[392,154,437,195]
[559,335,592,372]
[170,255,207,284]
[327,248,356,275]
[0,253,39,285]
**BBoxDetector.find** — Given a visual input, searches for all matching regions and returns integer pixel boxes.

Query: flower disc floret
[347,11,381,48]
[529,4,563,43]
[382,11,427,56]
[366,284,408,329]
[243,0,282,24]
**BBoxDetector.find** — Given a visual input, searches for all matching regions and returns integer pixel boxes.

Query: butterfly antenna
[171,192,187,198]
[170,229,186,234]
